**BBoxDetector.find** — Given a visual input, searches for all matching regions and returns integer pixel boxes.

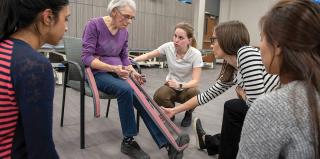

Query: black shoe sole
[121,141,150,159]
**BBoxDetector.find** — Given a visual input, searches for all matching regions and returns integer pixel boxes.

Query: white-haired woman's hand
[131,70,145,85]
[114,65,129,79]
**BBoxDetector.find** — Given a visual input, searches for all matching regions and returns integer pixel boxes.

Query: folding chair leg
[60,83,67,127]
[106,99,111,118]
[80,89,85,149]
[60,66,69,127]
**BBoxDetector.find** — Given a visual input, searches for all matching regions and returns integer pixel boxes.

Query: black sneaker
[193,117,206,150]
[167,133,190,159]
[171,115,175,121]
[121,140,150,159]
[181,111,192,127]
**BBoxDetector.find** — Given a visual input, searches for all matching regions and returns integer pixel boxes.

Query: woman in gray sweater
[238,0,320,158]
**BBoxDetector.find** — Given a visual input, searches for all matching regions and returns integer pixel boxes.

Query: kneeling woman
[163,20,279,159]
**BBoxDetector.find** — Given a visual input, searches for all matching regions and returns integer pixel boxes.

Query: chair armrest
[61,60,84,80]
[61,60,86,96]
[85,67,101,118]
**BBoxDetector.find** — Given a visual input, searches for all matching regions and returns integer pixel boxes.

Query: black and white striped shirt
[197,46,279,107]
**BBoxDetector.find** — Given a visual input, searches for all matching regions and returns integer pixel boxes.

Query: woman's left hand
[124,66,145,85]
[131,70,145,85]
[236,86,247,101]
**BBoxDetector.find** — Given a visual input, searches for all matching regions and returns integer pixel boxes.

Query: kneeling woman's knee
[224,99,241,110]
[154,86,171,99]
[224,99,248,115]
[185,88,200,98]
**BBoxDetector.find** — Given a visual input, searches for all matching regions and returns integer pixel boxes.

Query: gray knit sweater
[237,81,319,159]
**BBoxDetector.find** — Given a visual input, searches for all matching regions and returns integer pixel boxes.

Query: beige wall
[65,0,194,49]
[219,0,277,46]
[63,1,283,49]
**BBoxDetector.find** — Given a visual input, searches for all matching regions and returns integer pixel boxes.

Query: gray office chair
[60,36,140,149]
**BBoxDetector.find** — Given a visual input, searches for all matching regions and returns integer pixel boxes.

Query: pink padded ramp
[127,76,189,152]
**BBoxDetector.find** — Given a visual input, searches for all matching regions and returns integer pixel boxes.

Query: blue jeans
[94,72,168,148]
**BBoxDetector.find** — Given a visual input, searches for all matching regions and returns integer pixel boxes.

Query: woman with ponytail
[134,22,203,127]
[238,0,320,158]
[0,0,70,158]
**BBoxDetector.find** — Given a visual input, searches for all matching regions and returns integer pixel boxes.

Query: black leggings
[205,99,249,159]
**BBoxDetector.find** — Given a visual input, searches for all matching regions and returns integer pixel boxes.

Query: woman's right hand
[161,107,175,119]
[165,80,179,89]
[113,65,129,79]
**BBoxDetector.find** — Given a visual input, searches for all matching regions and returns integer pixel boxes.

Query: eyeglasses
[210,37,217,44]
[116,8,135,21]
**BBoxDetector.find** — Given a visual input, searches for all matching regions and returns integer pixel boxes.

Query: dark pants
[205,99,249,159]
[94,72,168,148]
[153,85,199,113]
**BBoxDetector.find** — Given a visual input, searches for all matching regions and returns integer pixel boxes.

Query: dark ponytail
[0,0,69,41]
[0,0,19,41]
[260,0,320,157]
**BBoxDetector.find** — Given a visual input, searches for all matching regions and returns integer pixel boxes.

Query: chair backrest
[63,36,84,81]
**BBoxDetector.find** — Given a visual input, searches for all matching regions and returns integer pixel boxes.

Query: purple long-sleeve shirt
[81,17,130,73]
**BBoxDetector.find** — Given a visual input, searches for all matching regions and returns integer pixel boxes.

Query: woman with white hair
[81,0,188,159]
